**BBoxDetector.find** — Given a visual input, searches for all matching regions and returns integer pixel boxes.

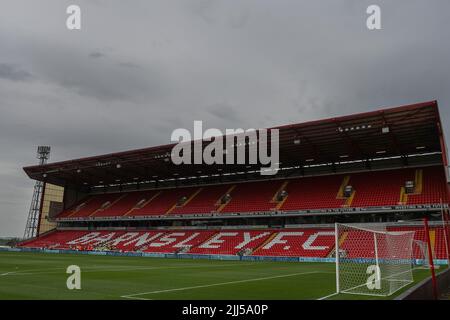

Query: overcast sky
[1,0,449,237]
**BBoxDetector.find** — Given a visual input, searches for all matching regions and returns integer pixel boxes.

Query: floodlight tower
[23,146,51,239]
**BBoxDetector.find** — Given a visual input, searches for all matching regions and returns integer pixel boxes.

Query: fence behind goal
[335,223,415,296]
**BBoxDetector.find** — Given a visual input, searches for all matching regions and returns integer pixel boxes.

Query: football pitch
[0,251,431,300]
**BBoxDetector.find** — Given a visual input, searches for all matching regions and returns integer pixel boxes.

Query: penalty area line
[121,270,320,300]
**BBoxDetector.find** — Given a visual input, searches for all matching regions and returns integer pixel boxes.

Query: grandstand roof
[24,100,447,188]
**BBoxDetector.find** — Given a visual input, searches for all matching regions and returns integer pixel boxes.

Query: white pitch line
[0,262,259,277]
[121,271,320,299]
[122,295,153,300]
[317,292,339,300]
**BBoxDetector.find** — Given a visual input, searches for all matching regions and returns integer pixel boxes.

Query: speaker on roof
[344,185,353,198]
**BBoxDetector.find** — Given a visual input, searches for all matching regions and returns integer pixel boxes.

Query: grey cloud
[208,102,241,123]
[0,0,450,236]
[0,63,32,82]
[26,44,169,102]
[228,9,251,29]
[190,0,217,24]
[88,51,106,59]
[118,62,140,69]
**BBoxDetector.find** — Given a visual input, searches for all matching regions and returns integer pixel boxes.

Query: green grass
[0,251,433,300]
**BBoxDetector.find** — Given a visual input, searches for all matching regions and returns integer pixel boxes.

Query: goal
[335,223,415,297]
[413,240,432,269]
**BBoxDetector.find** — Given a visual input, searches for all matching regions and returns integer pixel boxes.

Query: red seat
[20,225,448,259]
[55,166,449,219]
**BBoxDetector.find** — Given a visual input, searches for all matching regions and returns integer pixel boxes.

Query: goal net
[413,240,431,269]
[335,223,415,297]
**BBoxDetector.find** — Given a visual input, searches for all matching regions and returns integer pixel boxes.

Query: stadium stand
[19,226,448,259]
[349,169,413,207]
[170,185,230,215]
[92,190,158,217]
[20,101,450,262]
[54,165,448,220]
[58,193,123,218]
[280,175,347,210]
[407,166,449,205]
[188,230,274,255]
[142,230,217,253]
[252,229,336,257]
[218,181,283,213]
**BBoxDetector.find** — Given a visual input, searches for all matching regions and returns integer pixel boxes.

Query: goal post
[335,223,415,297]
[413,240,431,269]
[441,206,450,266]
[413,239,440,270]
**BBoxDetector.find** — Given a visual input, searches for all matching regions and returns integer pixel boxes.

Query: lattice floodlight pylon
[23,146,51,240]
[335,223,415,297]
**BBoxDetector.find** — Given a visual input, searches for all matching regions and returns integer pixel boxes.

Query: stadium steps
[399,187,407,205]
[343,191,356,207]
[186,231,220,252]
[404,169,424,199]
[324,244,335,258]
[336,176,351,199]
[165,203,179,215]
[182,188,203,207]
[274,195,288,210]
[401,169,424,205]
[251,231,277,255]
[166,188,203,215]
[123,191,161,216]
[89,194,128,217]
[339,232,348,246]
[336,175,355,207]
[64,197,93,218]
[327,231,348,258]
[136,231,168,252]
[270,181,289,203]
[271,181,289,210]
[415,169,424,194]
[216,185,236,212]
